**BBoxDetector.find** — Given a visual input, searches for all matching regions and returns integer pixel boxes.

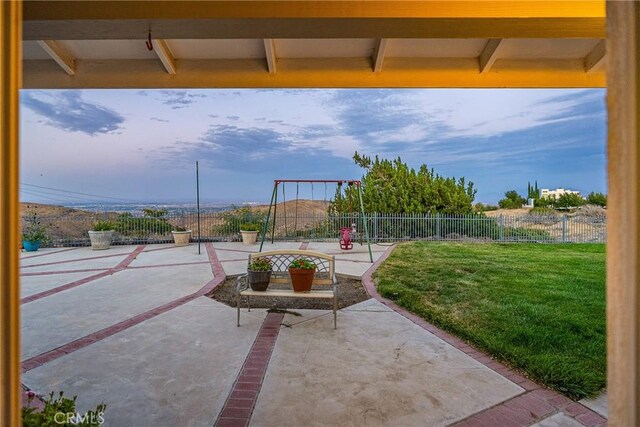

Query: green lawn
[374,242,606,399]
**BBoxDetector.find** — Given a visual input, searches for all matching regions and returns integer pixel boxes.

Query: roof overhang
[22,0,607,89]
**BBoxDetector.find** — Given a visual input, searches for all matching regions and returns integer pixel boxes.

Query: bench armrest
[236,274,248,295]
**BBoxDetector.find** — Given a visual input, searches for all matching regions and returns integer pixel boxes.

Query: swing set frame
[258,179,373,262]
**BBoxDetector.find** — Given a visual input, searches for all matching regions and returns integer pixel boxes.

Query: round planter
[88,230,114,250]
[240,230,258,245]
[23,240,41,252]
[171,230,192,247]
[248,270,272,291]
[288,268,316,292]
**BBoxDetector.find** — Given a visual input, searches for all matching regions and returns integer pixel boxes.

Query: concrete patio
[19,242,606,426]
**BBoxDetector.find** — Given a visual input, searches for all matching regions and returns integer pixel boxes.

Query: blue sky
[19,88,606,205]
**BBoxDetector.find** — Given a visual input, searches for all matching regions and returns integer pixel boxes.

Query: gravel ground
[207,276,369,310]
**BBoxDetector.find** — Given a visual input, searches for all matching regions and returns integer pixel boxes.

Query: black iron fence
[25,211,607,247]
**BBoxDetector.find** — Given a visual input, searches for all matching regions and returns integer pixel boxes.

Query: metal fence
[27,211,607,247]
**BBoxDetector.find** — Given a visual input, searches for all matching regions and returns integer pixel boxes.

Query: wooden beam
[22,57,605,89]
[479,38,504,73]
[36,40,75,75]
[22,1,606,20]
[22,17,607,40]
[373,38,388,72]
[0,1,22,426]
[153,39,176,75]
[606,2,640,425]
[263,38,276,74]
[584,39,606,73]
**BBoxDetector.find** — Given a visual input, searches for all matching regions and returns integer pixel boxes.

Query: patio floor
[19,242,606,426]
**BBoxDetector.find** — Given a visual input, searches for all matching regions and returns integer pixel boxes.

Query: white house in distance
[539,188,582,200]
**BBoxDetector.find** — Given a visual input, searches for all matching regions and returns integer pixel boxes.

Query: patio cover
[22,0,606,88]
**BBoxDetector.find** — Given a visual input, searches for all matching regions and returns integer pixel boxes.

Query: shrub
[586,192,607,207]
[22,209,49,243]
[498,190,526,209]
[535,196,556,208]
[555,193,587,209]
[114,212,173,237]
[474,202,499,212]
[22,390,106,426]
[503,227,553,241]
[212,206,267,236]
[528,207,557,216]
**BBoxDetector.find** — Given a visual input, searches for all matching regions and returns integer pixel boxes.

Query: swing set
[258,179,373,262]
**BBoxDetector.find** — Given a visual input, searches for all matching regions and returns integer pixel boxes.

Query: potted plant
[288,258,316,292]
[248,257,272,291]
[88,220,115,250]
[171,226,192,247]
[22,211,49,252]
[239,223,261,245]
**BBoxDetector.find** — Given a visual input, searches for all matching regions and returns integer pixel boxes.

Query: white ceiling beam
[373,38,389,72]
[584,39,605,73]
[263,39,277,73]
[478,38,504,73]
[36,40,75,75]
[153,39,176,75]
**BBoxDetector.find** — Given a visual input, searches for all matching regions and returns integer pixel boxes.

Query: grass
[374,242,606,399]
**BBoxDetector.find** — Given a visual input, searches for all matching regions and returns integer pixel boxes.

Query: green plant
[249,257,272,271]
[555,192,587,209]
[586,192,607,207]
[239,223,261,232]
[289,258,316,270]
[330,152,476,215]
[498,190,526,209]
[174,226,187,232]
[114,212,172,237]
[22,390,106,426]
[22,209,49,243]
[92,220,115,231]
[535,196,556,208]
[212,206,267,236]
[528,207,557,216]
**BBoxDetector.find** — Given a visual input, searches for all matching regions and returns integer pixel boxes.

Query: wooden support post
[0,1,22,425]
[606,1,640,425]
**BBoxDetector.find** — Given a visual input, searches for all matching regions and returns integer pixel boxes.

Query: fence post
[562,215,567,243]
[499,214,504,241]
[436,213,441,240]
[373,212,378,242]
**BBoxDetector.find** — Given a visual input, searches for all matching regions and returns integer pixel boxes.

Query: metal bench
[236,249,337,328]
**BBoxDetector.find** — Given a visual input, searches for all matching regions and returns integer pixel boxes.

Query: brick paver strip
[21,267,111,277]
[20,250,135,268]
[361,244,607,427]
[299,242,309,250]
[21,243,226,372]
[21,247,78,259]
[20,245,147,304]
[215,312,285,427]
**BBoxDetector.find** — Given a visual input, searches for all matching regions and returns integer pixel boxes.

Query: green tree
[555,193,587,209]
[498,190,526,209]
[330,152,476,214]
[586,192,607,207]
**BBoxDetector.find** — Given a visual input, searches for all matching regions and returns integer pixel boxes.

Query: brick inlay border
[361,244,607,427]
[21,247,77,259]
[21,245,147,304]
[215,312,284,427]
[21,250,135,269]
[21,243,226,372]
[298,242,309,250]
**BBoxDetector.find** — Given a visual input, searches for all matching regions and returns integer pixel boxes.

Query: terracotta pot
[288,268,316,292]
[248,270,272,291]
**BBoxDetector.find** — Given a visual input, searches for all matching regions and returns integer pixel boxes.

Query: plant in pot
[247,257,272,291]
[288,258,317,292]
[22,211,49,252]
[88,220,115,250]
[171,226,192,247]
[239,223,261,245]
